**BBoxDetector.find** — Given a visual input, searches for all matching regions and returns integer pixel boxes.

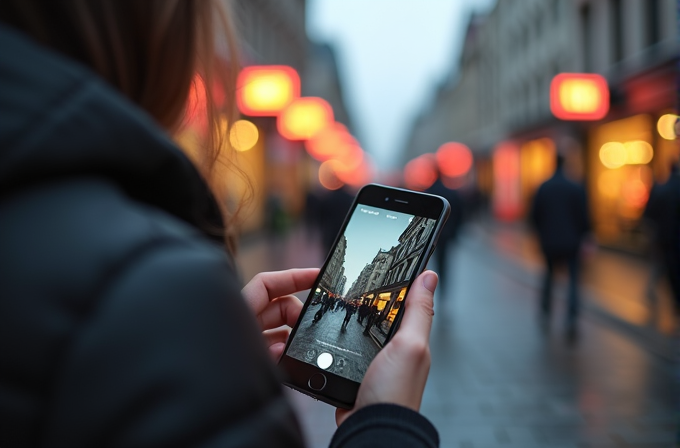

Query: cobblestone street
[287,303,380,383]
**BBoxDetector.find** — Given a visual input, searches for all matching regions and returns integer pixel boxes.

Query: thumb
[397,271,437,341]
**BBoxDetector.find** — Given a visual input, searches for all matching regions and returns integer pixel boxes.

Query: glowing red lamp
[550,73,609,121]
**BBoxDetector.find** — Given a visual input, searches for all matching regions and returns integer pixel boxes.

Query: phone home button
[308,373,327,391]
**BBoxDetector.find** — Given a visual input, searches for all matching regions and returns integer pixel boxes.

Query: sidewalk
[467,217,676,361]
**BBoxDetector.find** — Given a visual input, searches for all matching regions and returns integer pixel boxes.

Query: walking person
[358,302,369,324]
[0,2,441,446]
[530,150,591,341]
[341,302,356,332]
[426,168,463,299]
[643,162,680,315]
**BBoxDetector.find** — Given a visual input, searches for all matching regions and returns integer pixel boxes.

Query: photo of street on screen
[286,204,436,383]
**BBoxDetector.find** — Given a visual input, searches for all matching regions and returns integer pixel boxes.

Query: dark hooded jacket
[530,168,590,257]
[0,24,438,448]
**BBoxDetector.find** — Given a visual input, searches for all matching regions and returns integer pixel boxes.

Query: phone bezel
[279,183,451,409]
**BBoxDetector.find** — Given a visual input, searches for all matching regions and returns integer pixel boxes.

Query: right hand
[335,270,438,426]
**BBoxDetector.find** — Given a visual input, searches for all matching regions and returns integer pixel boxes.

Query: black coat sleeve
[330,404,439,448]
[41,240,304,448]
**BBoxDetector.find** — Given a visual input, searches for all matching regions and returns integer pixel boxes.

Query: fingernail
[422,272,438,292]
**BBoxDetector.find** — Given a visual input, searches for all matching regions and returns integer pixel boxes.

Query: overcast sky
[307,0,497,173]
[341,205,413,295]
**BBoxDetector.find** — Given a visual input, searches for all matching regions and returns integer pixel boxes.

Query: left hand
[241,268,319,361]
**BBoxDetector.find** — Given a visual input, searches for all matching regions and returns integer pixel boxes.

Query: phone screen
[284,202,438,384]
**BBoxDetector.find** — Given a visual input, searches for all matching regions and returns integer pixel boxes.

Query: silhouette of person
[643,162,680,314]
[341,302,356,332]
[425,170,463,298]
[530,151,591,340]
[318,185,355,255]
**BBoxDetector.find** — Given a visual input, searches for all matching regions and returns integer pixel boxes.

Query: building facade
[320,235,347,296]
[403,0,679,253]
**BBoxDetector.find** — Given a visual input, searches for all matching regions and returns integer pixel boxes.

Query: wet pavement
[236,222,677,448]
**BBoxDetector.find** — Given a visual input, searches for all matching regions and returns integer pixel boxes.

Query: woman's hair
[0,0,244,251]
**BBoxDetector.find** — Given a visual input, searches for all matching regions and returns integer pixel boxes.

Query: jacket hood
[0,24,225,243]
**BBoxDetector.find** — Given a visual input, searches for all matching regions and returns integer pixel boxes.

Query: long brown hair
[0,0,243,250]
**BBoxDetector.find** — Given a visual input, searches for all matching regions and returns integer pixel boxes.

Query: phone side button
[308,373,327,391]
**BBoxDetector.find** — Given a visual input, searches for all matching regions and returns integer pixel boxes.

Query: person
[341,302,356,332]
[358,301,370,324]
[318,184,355,255]
[530,150,591,341]
[363,305,380,336]
[643,162,680,315]
[0,2,440,447]
[425,168,464,298]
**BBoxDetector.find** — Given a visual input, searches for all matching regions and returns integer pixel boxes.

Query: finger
[242,268,319,314]
[394,270,437,345]
[257,294,303,330]
[264,327,290,360]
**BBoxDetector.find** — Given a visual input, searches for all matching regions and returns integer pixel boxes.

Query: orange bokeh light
[436,142,473,177]
[550,73,609,121]
[320,156,374,190]
[492,143,522,221]
[336,159,374,187]
[305,123,351,161]
[277,97,334,141]
[404,154,437,191]
[237,65,300,116]
[319,160,345,190]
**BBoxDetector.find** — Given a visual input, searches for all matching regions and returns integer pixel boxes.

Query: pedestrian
[358,302,369,324]
[425,167,464,298]
[530,147,591,341]
[342,302,356,332]
[313,293,331,323]
[0,2,441,447]
[318,184,355,255]
[363,305,380,335]
[643,161,680,315]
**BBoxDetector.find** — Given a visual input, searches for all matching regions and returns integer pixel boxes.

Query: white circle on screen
[317,352,333,370]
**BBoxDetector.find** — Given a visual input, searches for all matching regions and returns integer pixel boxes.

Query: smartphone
[279,183,450,408]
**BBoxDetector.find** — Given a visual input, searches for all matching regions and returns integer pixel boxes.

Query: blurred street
[237,220,676,448]
[285,299,379,383]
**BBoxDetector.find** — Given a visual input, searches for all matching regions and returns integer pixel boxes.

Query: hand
[241,268,319,361]
[335,270,438,426]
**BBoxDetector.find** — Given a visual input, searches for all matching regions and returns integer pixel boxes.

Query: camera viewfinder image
[287,205,436,383]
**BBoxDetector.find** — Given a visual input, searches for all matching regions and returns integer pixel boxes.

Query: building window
[645,0,661,47]
[610,0,623,63]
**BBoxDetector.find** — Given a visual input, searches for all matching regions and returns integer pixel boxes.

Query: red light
[436,142,473,177]
[237,66,300,116]
[404,154,437,191]
[492,143,522,221]
[550,73,609,121]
